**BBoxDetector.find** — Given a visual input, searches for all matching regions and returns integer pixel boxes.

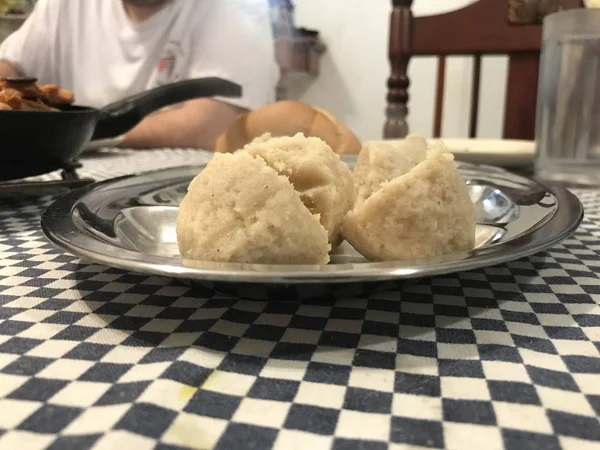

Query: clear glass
[534,9,600,186]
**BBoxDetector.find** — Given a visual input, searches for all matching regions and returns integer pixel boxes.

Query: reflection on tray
[134,181,189,207]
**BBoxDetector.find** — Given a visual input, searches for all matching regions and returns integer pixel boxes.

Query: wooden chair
[384,0,582,140]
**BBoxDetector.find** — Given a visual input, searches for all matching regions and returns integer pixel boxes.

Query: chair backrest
[384,0,582,140]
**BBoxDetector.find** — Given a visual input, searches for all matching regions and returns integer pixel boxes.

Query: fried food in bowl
[0,77,74,111]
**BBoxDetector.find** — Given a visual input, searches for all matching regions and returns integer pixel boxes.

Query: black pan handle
[92,77,242,140]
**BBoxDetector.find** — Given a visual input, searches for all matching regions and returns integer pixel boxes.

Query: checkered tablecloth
[0,149,599,450]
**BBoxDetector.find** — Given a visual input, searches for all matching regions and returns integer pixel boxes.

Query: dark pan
[0,77,242,181]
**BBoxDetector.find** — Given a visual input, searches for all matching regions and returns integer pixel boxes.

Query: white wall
[293,0,509,141]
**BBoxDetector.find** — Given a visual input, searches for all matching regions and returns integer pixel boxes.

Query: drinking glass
[534,9,600,186]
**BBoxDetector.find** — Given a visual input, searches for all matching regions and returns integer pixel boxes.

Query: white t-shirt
[0,0,278,110]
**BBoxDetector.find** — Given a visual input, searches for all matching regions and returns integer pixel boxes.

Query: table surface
[0,149,599,450]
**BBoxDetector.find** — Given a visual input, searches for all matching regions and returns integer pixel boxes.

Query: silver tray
[41,160,583,289]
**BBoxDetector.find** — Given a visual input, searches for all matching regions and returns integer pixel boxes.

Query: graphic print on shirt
[155,40,185,87]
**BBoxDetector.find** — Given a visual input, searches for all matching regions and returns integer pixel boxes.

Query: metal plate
[41,160,583,285]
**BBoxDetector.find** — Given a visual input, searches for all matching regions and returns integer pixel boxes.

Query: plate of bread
[42,101,582,297]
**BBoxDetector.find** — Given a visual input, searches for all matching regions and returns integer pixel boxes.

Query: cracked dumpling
[354,135,428,207]
[176,151,330,265]
[342,145,476,261]
[244,133,355,247]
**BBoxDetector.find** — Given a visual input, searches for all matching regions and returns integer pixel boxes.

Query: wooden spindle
[433,56,446,138]
[384,0,413,139]
[469,54,482,138]
[503,52,539,139]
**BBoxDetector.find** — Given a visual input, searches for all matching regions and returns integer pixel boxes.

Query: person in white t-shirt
[0,0,278,150]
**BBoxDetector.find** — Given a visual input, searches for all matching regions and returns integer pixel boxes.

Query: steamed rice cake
[354,135,428,207]
[244,133,355,247]
[176,151,330,265]
[343,145,476,261]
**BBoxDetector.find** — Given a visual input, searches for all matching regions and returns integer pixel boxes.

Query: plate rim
[370,137,535,149]
[437,138,535,154]
[41,165,584,285]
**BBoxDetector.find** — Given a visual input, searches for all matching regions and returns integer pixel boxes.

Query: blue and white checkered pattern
[0,150,599,450]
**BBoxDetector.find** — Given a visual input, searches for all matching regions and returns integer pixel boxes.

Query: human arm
[0,60,19,77]
[120,98,246,150]
[0,0,55,80]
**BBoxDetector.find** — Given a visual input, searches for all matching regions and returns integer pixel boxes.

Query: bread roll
[214,100,361,155]
[343,146,476,261]
[245,133,355,247]
[176,151,330,265]
[313,106,362,156]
